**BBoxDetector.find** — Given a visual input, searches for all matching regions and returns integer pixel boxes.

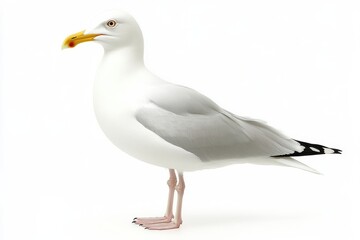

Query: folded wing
[136,84,303,161]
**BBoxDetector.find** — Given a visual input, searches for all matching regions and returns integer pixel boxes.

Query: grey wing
[136,84,303,161]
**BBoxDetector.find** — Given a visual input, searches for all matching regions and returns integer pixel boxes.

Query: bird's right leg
[133,169,177,225]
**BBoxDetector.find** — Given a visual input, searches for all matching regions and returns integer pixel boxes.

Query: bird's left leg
[133,169,177,225]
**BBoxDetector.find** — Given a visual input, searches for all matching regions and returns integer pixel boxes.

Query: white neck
[99,45,145,77]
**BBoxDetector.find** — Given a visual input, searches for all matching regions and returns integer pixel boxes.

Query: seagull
[62,10,341,230]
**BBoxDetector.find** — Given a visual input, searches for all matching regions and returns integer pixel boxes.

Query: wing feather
[136,84,303,161]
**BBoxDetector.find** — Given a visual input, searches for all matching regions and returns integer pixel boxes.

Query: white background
[1,0,360,239]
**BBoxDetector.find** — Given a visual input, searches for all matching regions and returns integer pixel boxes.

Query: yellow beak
[62,30,101,49]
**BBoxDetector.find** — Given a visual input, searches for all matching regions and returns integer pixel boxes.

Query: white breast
[92,68,204,171]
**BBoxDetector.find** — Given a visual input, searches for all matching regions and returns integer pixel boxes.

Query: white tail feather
[274,157,321,174]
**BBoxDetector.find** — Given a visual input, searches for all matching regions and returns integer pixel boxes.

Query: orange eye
[106,20,117,28]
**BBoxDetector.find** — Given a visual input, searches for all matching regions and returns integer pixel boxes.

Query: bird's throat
[100,47,145,76]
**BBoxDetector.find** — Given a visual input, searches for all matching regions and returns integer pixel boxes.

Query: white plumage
[63,10,341,230]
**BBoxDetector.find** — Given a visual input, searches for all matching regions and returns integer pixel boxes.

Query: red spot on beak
[69,41,75,48]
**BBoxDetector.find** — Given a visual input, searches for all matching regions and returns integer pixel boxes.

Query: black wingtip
[273,139,342,158]
[333,148,342,154]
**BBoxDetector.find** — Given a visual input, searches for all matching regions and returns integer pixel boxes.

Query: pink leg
[133,169,177,225]
[143,172,185,230]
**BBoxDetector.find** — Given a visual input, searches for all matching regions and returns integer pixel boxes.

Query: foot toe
[144,222,181,230]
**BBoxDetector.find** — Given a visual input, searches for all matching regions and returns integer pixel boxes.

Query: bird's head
[62,10,143,52]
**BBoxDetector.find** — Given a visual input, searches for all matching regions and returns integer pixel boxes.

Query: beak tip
[62,30,99,50]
